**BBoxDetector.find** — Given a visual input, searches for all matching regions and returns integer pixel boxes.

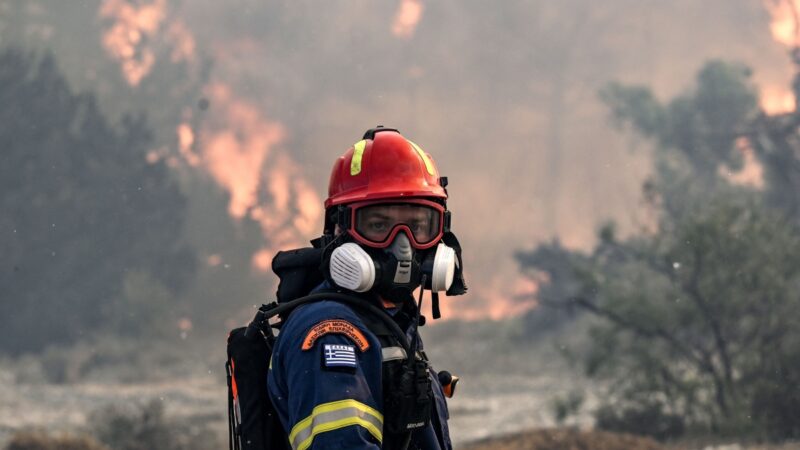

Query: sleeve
[268,305,384,450]
[427,365,453,450]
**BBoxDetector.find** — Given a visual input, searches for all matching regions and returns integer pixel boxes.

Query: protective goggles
[343,199,447,250]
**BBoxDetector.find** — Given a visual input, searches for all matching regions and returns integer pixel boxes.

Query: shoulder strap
[254,291,411,355]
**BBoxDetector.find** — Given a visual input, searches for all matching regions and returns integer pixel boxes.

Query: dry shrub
[90,399,219,450]
[4,429,108,450]
[461,428,666,450]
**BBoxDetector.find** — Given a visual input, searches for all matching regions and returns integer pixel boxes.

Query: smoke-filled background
[3,1,800,449]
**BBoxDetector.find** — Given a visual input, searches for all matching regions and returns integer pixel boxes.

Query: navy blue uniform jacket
[267,297,452,450]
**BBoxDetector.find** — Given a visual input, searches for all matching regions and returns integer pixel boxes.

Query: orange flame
[764,0,800,47]
[176,122,200,166]
[199,83,285,219]
[190,83,323,271]
[760,84,797,114]
[99,2,323,274]
[99,0,166,86]
[206,254,222,267]
[760,1,799,115]
[99,0,196,86]
[392,0,424,39]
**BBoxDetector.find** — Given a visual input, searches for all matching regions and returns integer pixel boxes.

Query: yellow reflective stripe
[408,140,435,176]
[289,399,383,449]
[297,416,382,450]
[350,140,367,176]
[289,399,382,441]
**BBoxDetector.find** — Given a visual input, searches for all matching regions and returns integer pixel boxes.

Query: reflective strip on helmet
[289,399,383,450]
[350,140,367,176]
[408,140,435,176]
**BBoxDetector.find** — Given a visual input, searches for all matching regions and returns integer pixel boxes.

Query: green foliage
[0,49,195,354]
[590,197,800,437]
[601,60,757,178]
[519,60,800,441]
[514,240,588,336]
[550,390,585,425]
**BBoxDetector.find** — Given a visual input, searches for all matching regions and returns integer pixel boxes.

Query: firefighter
[267,127,466,450]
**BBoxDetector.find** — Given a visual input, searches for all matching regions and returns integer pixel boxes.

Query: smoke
[99,0,323,274]
[720,138,765,188]
[8,0,797,321]
[188,83,323,271]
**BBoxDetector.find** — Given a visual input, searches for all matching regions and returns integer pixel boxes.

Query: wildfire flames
[99,0,195,86]
[99,0,323,273]
[765,0,800,47]
[190,84,323,271]
[99,0,164,86]
[97,0,799,323]
[760,84,797,114]
[98,0,540,321]
[761,0,800,114]
[392,0,424,39]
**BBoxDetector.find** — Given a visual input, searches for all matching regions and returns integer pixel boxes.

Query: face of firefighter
[328,219,455,296]
[356,205,438,245]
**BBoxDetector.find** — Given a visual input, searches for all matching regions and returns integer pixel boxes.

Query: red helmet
[325,127,447,209]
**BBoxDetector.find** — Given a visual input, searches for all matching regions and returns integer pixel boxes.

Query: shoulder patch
[302,319,370,351]
[323,344,358,368]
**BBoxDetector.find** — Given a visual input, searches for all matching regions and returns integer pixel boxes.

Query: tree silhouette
[0,50,195,354]
[517,61,800,440]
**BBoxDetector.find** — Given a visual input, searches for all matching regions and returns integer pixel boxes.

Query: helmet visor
[354,202,442,247]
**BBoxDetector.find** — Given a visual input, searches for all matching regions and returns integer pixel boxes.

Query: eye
[368,221,388,232]
[410,221,425,232]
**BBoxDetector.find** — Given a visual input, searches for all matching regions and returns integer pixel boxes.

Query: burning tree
[747,51,800,219]
[755,0,800,218]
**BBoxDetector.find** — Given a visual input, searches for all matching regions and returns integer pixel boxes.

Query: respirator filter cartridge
[329,242,376,292]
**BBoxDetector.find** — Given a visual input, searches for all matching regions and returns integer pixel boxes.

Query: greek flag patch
[323,344,357,368]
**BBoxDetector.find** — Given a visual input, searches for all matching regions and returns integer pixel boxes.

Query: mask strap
[320,231,350,286]
[411,275,426,352]
[431,292,441,320]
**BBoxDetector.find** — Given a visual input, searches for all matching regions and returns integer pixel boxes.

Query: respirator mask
[323,200,465,301]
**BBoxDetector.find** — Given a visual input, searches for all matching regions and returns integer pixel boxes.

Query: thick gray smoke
[0,0,792,321]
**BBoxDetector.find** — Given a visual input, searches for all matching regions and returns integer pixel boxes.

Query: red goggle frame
[341,199,447,250]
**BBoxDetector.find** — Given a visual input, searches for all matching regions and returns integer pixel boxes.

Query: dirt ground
[460,429,799,450]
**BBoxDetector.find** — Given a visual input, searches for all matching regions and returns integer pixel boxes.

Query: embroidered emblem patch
[302,319,370,351]
[323,344,357,368]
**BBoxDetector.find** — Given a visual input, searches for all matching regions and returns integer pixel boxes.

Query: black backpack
[225,248,431,450]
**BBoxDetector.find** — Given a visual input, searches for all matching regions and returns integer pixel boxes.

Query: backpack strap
[255,290,412,355]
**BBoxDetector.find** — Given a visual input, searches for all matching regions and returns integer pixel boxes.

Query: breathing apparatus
[319,126,467,318]
[325,229,457,298]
